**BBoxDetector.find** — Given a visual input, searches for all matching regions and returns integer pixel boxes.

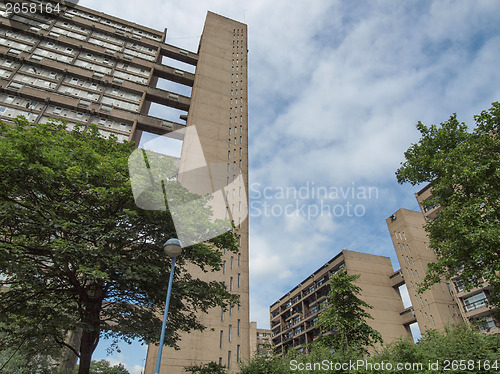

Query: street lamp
[154,238,182,374]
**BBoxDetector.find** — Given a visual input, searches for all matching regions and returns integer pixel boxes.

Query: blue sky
[77,0,500,372]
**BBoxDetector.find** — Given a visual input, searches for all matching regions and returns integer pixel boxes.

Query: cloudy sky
[76,0,500,372]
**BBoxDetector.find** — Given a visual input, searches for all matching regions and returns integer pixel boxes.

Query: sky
[73,0,500,372]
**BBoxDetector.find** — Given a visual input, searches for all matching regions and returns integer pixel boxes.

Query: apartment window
[228,151,230,160]
[240,136,242,144]
[453,279,465,293]
[221,307,224,321]
[477,316,497,332]
[238,273,241,288]
[230,256,233,270]
[227,351,231,370]
[463,292,488,312]
[223,260,226,274]
[237,345,240,363]
[219,330,223,348]
[230,277,233,291]
[229,303,232,316]
[228,325,232,342]
[238,295,241,310]
[238,253,241,266]
[239,148,242,156]
[237,319,240,336]
[219,358,222,366]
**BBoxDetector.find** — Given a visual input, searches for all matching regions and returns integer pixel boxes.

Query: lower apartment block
[270,250,411,355]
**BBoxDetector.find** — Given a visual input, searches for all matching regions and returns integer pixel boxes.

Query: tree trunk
[78,329,97,374]
[78,285,104,374]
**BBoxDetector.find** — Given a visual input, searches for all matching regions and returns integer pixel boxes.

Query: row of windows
[229,105,243,114]
[3,13,157,63]
[223,254,242,274]
[227,161,243,172]
[229,122,244,134]
[227,149,243,159]
[397,242,411,254]
[67,8,161,42]
[228,137,244,146]
[7,70,140,114]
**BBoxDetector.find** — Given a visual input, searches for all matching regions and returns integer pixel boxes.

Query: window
[463,292,488,312]
[238,253,241,266]
[238,273,241,288]
[227,351,231,370]
[237,319,240,336]
[223,260,226,274]
[237,345,240,363]
[230,257,233,270]
[219,330,223,348]
[221,307,224,321]
[477,316,497,332]
[228,325,232,342]
[230,277,233,291]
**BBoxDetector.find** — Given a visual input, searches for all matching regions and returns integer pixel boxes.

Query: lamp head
[163,238,182,258]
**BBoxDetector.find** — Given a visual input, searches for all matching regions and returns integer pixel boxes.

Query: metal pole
[154,256,176,374]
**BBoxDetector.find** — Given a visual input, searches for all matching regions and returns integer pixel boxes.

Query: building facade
[249,322,272,358]
[269,250,411,355]
[0,2,249,372]
[387,184,499,335]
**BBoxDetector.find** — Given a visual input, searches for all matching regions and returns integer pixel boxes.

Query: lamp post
[154,238,182,374]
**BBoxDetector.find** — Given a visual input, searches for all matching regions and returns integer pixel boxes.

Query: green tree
[184,361,226,373]
[76,359,130,374]
[315,272,382,355]
[371,324,500,373]
[0,118,239,374]
[395,102,500,305]
[238,354,291,374]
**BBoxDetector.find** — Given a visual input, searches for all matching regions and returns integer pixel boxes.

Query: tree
[372,324,500,373]
[0,118,239,374]
[76,359,130,374]
[395,102,500,306]
[184,361,226,374]
[314,271,382,355]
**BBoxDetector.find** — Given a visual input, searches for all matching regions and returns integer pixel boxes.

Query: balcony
[400,307,417,326]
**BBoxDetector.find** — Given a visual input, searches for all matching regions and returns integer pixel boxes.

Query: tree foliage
[184,361,226,374]
[0,118,239,374]
[239,324,500,374]
[395,102,500,305]
[315,271,382,354]
[76,360,130,374]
